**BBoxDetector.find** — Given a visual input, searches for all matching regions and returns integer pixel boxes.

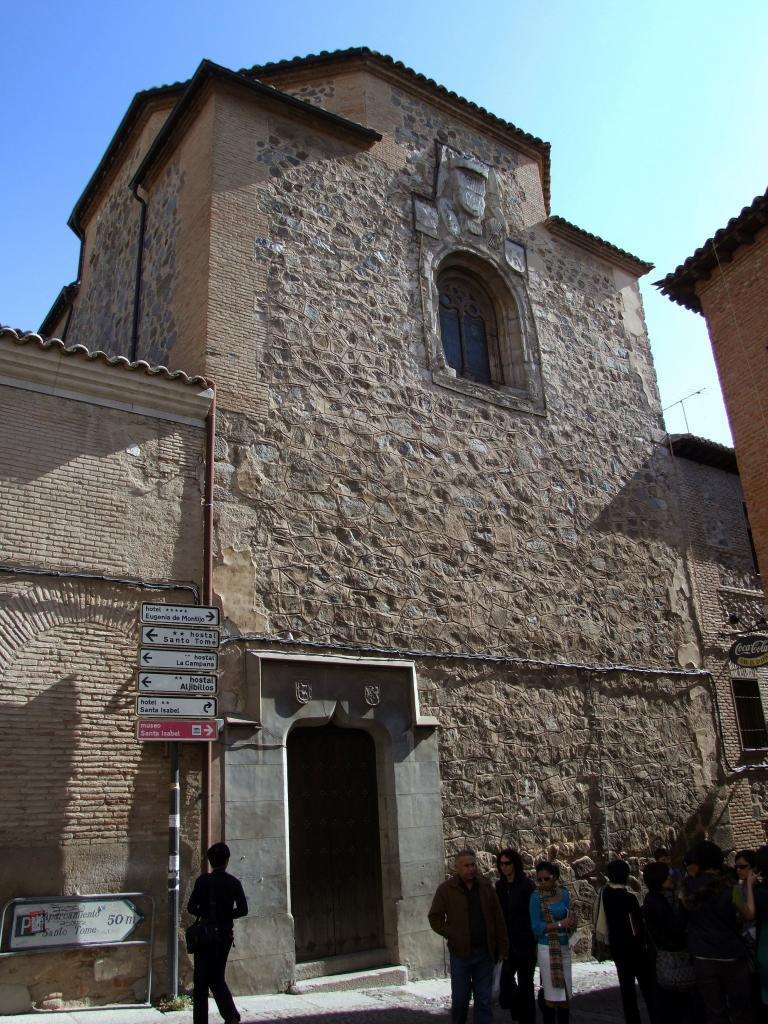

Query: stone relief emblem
[412,145,526,274]
[436,147,503,244]
[413,198,439,239]
[518,777,538,804]
[504,240,527,274]
[364,684,381,707]
[294,679,312,704]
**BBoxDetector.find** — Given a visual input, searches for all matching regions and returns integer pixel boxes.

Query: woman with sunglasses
[495,848,536,1024]
[529,861,574,1023]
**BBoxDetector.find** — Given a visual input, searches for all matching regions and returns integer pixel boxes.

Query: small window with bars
[732,677,768,750]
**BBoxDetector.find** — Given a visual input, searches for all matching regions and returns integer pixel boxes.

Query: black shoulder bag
[185,879,219,954]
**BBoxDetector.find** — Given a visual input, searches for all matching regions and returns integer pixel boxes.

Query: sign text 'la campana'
[138,649,218,672]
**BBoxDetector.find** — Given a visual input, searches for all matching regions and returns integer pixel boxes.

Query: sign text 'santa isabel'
[729,634,768,668]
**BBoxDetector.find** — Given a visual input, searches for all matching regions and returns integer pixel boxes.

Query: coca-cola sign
[729,634,768,668]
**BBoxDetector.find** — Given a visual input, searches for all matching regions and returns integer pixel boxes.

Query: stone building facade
[2,48,765,1002]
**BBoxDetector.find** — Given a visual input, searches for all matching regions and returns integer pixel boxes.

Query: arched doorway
[287,723,385,961]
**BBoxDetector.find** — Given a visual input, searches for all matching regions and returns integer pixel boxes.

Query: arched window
[437,271,499,386]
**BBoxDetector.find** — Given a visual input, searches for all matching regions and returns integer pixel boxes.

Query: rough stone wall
[1,384,205,580]
[66,107,172,358]
[138,96,215,374]
[137,158,185,367]
[698,225,768,598]
[414,658,727,906]
[203,83,698,673]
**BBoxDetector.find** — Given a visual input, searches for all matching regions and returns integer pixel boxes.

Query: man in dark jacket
[428,849,509,1024]
[187,842,248,1024]
[682,840,752,1024]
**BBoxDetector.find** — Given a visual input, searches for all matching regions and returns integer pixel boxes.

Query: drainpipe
[202,386,217,870]
[130,185,149,362]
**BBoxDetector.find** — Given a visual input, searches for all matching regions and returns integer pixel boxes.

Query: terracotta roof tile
[70,48,552,234]
[242,47,549,153]
[0,327,212,388]
[656,187,768,313]
[546,215,653,276]
[668,432,738,473]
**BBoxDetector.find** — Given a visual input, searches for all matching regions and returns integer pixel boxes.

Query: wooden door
[288,724,385,961]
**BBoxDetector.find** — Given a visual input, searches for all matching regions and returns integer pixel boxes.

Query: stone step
[293,948,392,982]
[290,965,408,994]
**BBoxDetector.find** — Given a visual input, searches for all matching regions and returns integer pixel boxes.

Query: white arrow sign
[136,695,217,718]
[139,649,218,672]
[9,897,143,950]
[138,673,217,695]
[141,626,219,649]
[141,603,220,626]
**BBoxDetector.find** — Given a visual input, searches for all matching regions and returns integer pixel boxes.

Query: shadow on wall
[591,445,684,547]
[0,674,76,903]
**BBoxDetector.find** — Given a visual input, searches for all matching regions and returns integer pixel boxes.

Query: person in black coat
[601,859,659,1024]
[495,847,536,1024]
[681,840,753,1024]
[642,860,695,1024]
[187,842,248,1024]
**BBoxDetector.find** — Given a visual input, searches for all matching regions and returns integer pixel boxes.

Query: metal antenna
[663,387,706,433]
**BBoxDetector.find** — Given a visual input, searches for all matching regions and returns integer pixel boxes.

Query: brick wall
[0,378,207,1003]
[698,225,768,594]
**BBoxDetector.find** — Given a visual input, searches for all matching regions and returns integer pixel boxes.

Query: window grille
[732,677,768,750]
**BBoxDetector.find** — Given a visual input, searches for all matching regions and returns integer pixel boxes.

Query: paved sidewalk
[0,963,647,1023]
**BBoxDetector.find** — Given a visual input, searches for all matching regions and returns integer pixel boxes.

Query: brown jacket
[428,875,509,960]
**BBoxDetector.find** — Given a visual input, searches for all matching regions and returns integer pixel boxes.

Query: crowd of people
[427,840,767,1024]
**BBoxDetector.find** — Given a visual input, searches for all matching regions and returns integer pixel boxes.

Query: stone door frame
[223,650,445,991]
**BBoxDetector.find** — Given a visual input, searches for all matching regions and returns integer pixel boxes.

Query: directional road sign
[137,673,217,695]
[136,695,217,718]
[137,719,219,742]
[141,603,220,627]
[9,896,143,950]
[138,649,218,672]
[141,626,219,649]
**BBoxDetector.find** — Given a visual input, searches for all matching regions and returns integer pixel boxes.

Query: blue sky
[3,0,767,445]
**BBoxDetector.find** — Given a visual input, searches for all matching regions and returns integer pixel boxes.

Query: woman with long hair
[495,847,536,1024]
[529,860,574,1024]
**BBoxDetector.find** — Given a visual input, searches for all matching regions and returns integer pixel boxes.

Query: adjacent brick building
[657,188,768,589]
[2,48,766,1005]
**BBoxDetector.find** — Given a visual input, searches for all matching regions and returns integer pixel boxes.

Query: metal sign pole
[168,745,180,998]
